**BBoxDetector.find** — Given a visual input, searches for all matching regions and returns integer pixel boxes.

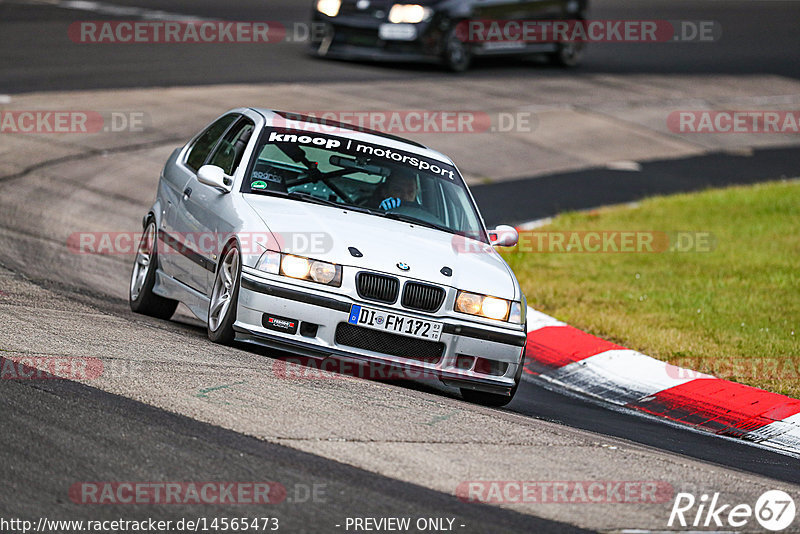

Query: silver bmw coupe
[130,108,527,406]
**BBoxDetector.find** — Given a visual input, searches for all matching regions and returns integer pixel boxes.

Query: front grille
[402,282,445,312]
[335,323,445,363]
[337,0,389,18]
[356,272,399,303]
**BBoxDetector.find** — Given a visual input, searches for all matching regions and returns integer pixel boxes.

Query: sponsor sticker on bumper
[263,314,299,334]
[349,305,443,341]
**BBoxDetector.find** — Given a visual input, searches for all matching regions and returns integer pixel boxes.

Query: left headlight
[388,4,433,23]
[455,291,524,324]
[256,251,342,287]
[316,0,341,17]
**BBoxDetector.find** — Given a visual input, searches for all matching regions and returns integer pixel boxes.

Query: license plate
[379,23,418,41]
[348,305,442,341]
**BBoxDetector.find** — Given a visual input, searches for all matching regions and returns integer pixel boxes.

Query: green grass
[503,180,800,397]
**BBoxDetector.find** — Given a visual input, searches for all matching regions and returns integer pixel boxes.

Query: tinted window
[185,115,237,171]
[241,128,487,241]
[207,119,255,175]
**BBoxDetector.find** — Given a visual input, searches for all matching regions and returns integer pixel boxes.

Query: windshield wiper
[380,212,452,233]
[285,191,343,209]
[287,192,375,215]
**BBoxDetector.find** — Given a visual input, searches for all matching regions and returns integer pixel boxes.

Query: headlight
[256,251,342,287]
[455,291,520,322]
[388,4,432,23]
[316,0,341,17]
[508,301,525,325]
[255,250,280,274]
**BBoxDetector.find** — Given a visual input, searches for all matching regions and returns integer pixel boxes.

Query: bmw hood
[242,195,518,301]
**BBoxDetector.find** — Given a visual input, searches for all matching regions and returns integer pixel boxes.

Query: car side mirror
[489,225,519,247]
[197,165,232,192]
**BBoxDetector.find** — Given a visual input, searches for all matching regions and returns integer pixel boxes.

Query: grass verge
[503,180,800,397]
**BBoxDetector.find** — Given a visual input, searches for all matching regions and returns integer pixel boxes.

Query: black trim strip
[158,229,216,273]
[232,326,514,394]
[242,274,526,346]
[240,276,351,313]
[442,324,527,347]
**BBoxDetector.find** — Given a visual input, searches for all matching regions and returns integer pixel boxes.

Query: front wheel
[441,25,472,72]
[549,41,585,67]
[207,243,241,345]
[129,220,178,320]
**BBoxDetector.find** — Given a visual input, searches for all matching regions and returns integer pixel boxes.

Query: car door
[160,114,238,291]
[172,117,256,296]
[468,0,527,52]
[516,0,566,21]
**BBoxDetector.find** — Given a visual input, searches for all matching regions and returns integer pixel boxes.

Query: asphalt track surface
[474,146,800,227]
[1,0,799,531]
[0,366,583,533]
[1,0,800,93]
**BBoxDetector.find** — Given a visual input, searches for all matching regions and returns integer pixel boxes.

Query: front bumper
[235,268,527,395]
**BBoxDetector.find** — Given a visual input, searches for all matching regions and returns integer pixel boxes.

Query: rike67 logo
[669,490,796,531]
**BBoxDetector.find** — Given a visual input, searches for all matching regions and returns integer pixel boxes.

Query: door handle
[183,187,192,199]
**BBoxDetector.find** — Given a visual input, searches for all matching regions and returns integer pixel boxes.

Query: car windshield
[241,128,488,242]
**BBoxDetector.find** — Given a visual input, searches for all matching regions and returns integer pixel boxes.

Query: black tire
[207,242,241,345]
[549,41,585,67]
[129,219,179,320]
[441,23,472,72]
[461,357,525,407]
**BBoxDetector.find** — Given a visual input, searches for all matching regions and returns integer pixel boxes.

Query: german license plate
[348,305,443,341]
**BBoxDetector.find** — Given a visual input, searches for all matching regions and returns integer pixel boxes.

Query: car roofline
[248,108,455,164]
[262,109,429,149]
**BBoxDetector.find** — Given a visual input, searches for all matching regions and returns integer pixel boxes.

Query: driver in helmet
[373,171,418,210]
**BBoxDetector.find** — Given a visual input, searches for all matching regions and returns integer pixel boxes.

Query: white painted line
[606,160,642,172]
[516,217,552,231]
[37,0,210,22]
[543,349,709,406]
[526,306,565,333]
[0,95,10,104]
[514,202,640,230]
[748,421,800,455]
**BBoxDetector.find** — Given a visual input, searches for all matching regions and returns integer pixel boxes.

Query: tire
[549,41,585,67]
[441,24,472,72]
[207,242,241,345]
[129,219,179,320]
[460,357,524,407]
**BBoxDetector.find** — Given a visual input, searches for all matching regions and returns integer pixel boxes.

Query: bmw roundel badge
[397,262,410,272]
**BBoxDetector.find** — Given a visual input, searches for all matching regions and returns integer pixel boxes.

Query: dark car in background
[310,0,589,71]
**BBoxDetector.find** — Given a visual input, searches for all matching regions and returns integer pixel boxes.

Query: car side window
[207,119,255,176]
[185,115,238,172]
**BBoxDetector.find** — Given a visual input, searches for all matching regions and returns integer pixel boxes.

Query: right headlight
[455,291,523,324]
[256,251,342,287]
[388,4,433,24]
[316,0,341,17]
